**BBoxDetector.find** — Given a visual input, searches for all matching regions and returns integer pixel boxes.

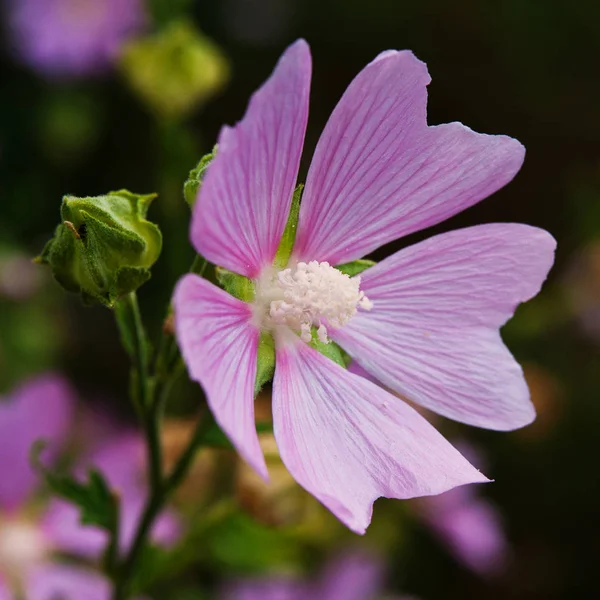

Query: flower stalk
[110,255,213,599]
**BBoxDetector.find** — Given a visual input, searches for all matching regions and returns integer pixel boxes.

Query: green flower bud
[36,190,162,307]
[119,21,230,121]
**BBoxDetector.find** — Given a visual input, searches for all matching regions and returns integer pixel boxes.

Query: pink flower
[223,550,410,600]
[413,443,509,578]
[0,375,179,598]
[174,40,556,534]
[7,0,147,79]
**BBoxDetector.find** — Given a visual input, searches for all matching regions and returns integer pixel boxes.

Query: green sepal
[114,266,152,299]
[215,267,255,302]
[184,145,217,208]
[31,441,119,532]
[336,259,376,277]
[255,332,275,397]
[273,184,303,269]
[36,190,162,307]
[309,334,349,369]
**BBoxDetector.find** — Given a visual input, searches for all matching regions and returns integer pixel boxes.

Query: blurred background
[1,0,599,599]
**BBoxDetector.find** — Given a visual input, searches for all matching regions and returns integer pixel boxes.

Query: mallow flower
[174,40,556,534]
[7,0,146,79]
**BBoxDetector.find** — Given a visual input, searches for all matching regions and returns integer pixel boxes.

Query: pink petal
[293,50,524,265]
[223,578,307,600]
[174,274,267,478]
[0,374,74,511]
[332,224,556,430]
[418,488,508,578]
[272,339,487,534]
[317,550,384,600]
[0,576,11,600]
[25,564,111,600]
[191,39,311,278]
[41,499,105,558]
[42,433,180,557]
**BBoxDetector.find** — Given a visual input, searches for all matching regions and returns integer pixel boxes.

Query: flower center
[255,261,372,343]
[0,516,48,581]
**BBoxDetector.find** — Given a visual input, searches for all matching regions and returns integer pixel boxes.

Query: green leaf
[255,332,275,397]
[215,267,255,302]
[31,441,118,532]
[273,184,303,269]
[183,145,217,208]
[336,259,376,277]
[207,512,301,571]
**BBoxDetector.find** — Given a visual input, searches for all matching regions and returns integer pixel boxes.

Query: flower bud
[36,190,162,307]
[119,21,229,121]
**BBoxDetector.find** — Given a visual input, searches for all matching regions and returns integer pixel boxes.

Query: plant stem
[111,410,213,600]
[111,253,212,599]
[115,292,162,492]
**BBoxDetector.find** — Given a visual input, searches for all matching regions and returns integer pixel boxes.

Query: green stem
[112,410,213,600]
[115,292,162,492]
[111,253,211,599]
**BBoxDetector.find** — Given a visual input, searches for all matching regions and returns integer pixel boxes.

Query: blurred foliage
[1,0,600,599]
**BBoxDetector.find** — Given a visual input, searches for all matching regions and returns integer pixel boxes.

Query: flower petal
[317,551,384,600]
[417,487,508,578]
[174,274,267,478]
[223,578,307,600]
[0,374,74,511]
[42,433,180,557]
[294,51,524,264]
[191,39,311,277]
[0,576,11,600]
[332,224,556,430]
[25,564,111,600]
[272,339,487,534]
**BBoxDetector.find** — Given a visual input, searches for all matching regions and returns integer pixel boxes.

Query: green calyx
[255,332,276,397]
[273,184,303,269]
[184,145,217,208]
[308,334,351,369]
[336,259,376,277]
[215,267,255,303]
[36,190,162,307]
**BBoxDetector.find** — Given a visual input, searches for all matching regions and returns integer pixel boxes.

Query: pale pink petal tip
[295,47,526,264]
[334,224,555,432]
[273,341,487,534]
[173,274,268,480]
[191,39,311,278]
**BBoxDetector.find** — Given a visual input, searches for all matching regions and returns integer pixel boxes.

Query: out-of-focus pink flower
[42,432,180,557]
[0,374,179,598]
[7,0,147,79]
[223,550,411,600]
[414,443,509,578]
[174,39,556,533]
